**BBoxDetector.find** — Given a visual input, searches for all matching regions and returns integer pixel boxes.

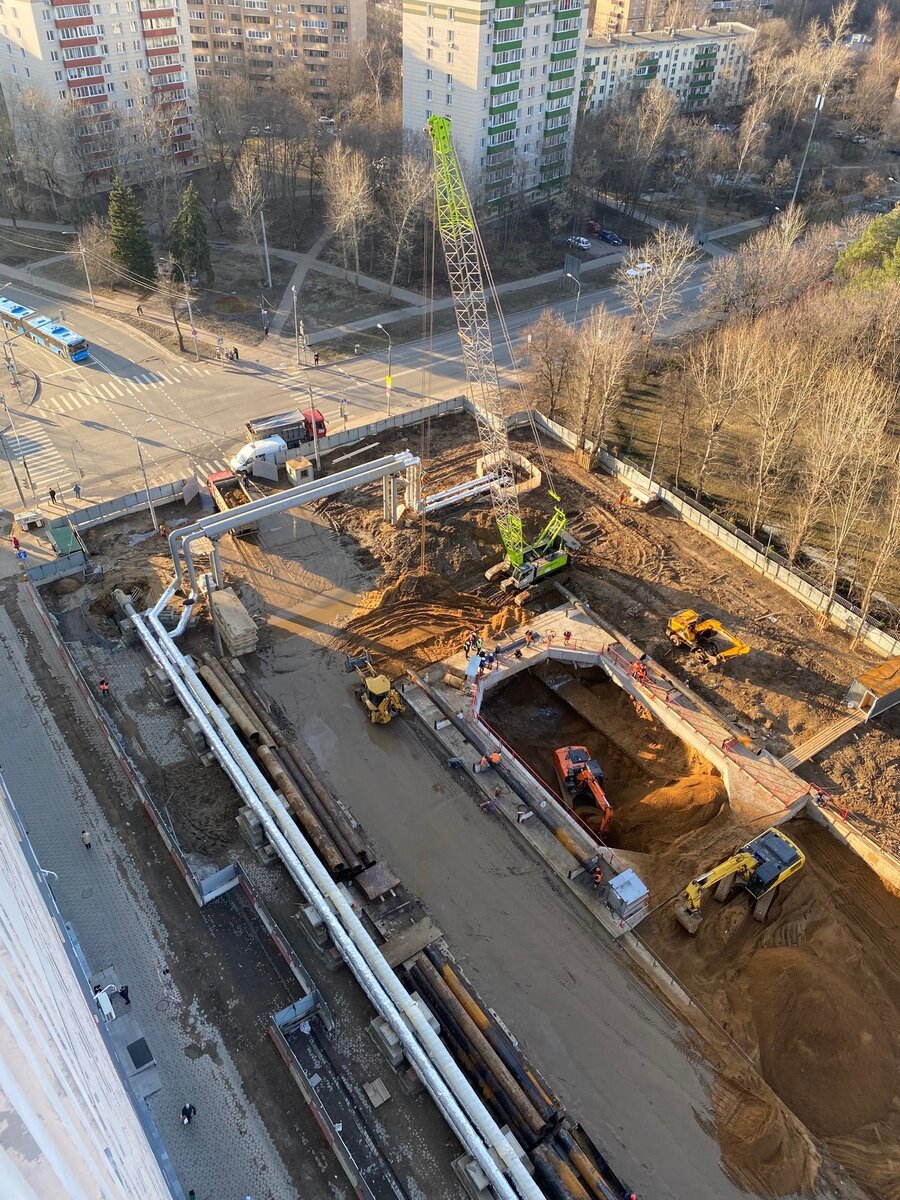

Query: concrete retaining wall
[805,797,900,895]
[71,478,192,531]
[316,397,465,456]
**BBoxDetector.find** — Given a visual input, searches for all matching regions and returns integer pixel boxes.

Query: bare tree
[231,154,266,268]
[381,155,430,296]
[786,360,887,563]
[519,311,578,419]
[568,306,637,462]
[852,445,900,644]
[615,226,699,359]
[323,143,374,288]
[687,322,757,500]
[69,217,119,289]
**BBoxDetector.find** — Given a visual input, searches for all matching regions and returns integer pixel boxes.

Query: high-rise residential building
[0,0,200,191]
[402,0,587,205]
[188,0,367,96]
[580,21,753,114]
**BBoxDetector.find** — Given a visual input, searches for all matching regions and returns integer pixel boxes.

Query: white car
[567,236,592,251]
[625,262,654,277]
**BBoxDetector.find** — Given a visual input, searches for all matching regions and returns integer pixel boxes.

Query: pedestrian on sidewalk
[232,346,239,361]
[48,487,57,505]
[72,481,82,501]
[314,351,320,366]
[118,985,130,1005]
[98,678,110,698]
[262,325,269,340]
[81,829,92,850]
[11,535,20,551]
[136,304,144,316]
[181,1102,197,1126]
[188,1191,196,1200]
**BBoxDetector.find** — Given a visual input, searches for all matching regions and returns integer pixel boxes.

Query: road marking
[103,380,126,397]
[5,418,68,490]
[137,373,157,385]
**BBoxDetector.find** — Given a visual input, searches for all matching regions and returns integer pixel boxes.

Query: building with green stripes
[403,0,586,204]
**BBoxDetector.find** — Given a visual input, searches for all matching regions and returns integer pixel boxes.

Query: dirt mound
[712,1067,820,1197]
[611,775,727,853]
[747,946,896,1138]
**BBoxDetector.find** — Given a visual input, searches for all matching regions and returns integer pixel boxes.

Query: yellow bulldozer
[666,609,750,666]
[674,826,805,935]
[345,652,405,725]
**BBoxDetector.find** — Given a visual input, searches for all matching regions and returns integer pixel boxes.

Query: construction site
[8,116,900,1200]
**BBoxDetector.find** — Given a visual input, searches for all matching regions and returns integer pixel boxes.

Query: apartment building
[188,0,366,93]
[580,21,753,113]
[402,0,586,204]
[0,0,200,189]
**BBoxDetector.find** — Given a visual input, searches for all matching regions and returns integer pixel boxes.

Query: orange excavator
[553,746,613,836]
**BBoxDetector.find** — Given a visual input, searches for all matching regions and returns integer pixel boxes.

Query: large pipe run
[120,595,543,1200]
[275,749,362,873]
[257,745,346,878]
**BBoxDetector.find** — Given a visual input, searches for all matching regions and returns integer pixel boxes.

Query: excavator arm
[675,850,758,933]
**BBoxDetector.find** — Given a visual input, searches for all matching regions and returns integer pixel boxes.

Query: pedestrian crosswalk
[41,362,214,415]
[2,416,71,496]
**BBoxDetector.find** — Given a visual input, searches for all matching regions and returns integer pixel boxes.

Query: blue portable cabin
[25,314,89,362]
[0,296,36,336]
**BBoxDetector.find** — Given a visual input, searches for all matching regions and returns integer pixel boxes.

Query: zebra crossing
[42,362,214,415]
[3,416,71,495]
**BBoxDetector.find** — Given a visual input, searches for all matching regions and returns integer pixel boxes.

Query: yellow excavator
[666,609,750,666]
[345,653,405,725]
[675,826,805,935]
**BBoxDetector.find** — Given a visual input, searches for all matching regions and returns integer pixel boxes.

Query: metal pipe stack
[201,653,370,880]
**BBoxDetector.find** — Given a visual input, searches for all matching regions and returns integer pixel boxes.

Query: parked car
[625,262,654,278]
[599,229,623,245]
[567,236,591,251]
[585,221,603,235]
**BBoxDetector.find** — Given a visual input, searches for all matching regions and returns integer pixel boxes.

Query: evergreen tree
[107,177,157,284]
[168,182,213,283]
[835,205,900,289]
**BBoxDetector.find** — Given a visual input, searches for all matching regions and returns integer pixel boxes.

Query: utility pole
[792,91,825,207]
[307,381,320,471]
[260,209,273,289]
[135,439,159,533]
[0,429,26,508]
[80,244,96,307]
[184,278,199,362]
[565,272,582,327]
[291,284,300,365]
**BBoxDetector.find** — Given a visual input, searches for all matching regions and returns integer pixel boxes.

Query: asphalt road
[0,268,707,511]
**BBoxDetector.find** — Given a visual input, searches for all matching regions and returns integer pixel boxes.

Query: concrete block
[210,588,258,656]
[369,1015,404,1067]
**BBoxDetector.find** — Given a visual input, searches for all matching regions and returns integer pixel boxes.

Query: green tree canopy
[107,177,156,284]
[168,181,213,283]
[834,206,900,289]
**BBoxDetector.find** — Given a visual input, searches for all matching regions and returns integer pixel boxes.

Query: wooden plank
[380,918,442,969]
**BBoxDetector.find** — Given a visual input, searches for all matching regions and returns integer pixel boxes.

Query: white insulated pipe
[425,477,497,514]
[169,453,418,592]
[124,599,542,1200]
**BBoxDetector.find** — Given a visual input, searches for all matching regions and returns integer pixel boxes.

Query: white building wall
[0,775,173,1200]
[0,0,200,188]
[403,0,585,202]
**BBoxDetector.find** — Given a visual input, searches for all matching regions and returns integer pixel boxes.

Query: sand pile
[712,1068,820,1197]
[747,946,896,1139]
[610,775,727,853]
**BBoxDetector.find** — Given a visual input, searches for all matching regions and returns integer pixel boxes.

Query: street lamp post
[376,323,393,418]
[2,395,35,501]
[291,284,301,366]
[171,262,200,362]
[306,381,321,471]
[792,91,825,207]
[565,272,582,327]
[134,433,159,533]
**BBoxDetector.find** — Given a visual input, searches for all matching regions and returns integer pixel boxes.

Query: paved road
[0,266,708,513]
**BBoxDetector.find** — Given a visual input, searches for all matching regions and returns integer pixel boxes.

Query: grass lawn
[0,228,71,266]
[296,270,407,334]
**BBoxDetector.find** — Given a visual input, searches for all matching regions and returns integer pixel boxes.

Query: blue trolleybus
[0,296,90,362]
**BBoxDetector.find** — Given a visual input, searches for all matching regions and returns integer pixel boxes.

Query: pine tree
[168,182,213,283]
[107,177,157,284]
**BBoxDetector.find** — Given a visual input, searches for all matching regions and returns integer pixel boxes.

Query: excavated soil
[645,817,900,1200]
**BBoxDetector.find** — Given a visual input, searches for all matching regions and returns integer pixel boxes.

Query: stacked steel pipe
[408,947,635,1200]
[199,653,372,879]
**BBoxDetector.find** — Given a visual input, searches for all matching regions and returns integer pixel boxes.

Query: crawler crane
[426,116,570,597]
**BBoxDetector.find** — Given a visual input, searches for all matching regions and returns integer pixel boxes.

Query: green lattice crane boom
[426,115,568,590]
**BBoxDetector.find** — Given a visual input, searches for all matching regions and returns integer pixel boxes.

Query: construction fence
[313,396,465,456]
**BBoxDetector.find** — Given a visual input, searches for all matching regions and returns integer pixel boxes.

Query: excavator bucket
[674,903,703,936]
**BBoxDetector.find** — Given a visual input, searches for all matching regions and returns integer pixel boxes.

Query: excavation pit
[481,662,727,853]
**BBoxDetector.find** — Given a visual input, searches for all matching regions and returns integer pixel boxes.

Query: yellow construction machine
[345,653,405,725]
[666,609,750,666]
[674,826,805,935]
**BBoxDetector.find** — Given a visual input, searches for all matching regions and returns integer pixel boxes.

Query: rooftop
[585,21,756,51]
